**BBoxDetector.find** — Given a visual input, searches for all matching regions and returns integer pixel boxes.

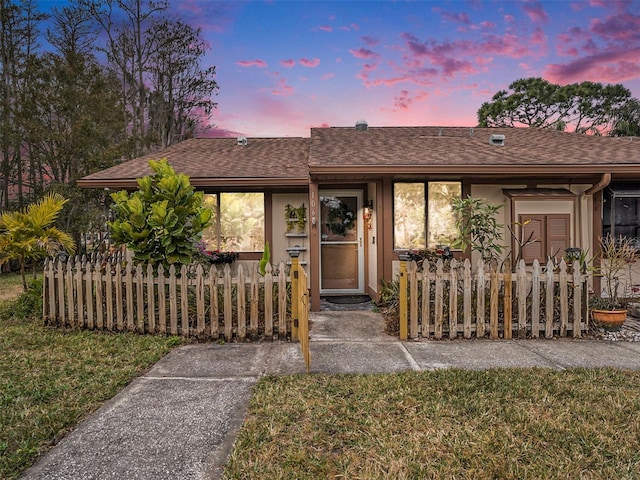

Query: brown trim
[308,181,321,311]
[503,188,576,200]
[461,182,472,259]
[376,180,384,298]
[265,193,273,253]
[382,178,394,284]
[592,190,603,293]
[238,252,262,261]
[309,165,640,176]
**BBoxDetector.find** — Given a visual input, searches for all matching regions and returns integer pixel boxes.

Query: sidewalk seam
[399,342,421,371]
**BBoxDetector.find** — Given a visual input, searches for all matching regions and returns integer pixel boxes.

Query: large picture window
[604,184,640,247]
[202,193,265,252]
[393,181,461,250]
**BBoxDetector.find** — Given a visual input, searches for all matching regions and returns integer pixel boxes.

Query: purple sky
[179,0,640,138]
[43,0,640,138]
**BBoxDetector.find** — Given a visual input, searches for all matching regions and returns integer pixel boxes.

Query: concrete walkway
[20,311,640,480]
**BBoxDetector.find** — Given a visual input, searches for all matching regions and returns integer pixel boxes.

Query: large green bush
[109,159,212,268]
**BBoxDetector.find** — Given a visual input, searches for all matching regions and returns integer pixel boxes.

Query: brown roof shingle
[79,127,640,189]
[78,137,310,188]
[308,126,640,177]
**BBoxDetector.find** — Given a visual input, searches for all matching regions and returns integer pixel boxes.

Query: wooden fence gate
[290,254,310,373]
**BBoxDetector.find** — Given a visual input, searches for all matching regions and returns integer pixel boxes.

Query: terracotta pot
[591,309,627,329]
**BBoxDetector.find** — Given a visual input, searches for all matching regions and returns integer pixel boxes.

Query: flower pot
[591,309,627,329]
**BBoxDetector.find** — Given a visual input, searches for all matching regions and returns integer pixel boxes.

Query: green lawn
[0,272,26,302]
[225,369,640,479]
[0,290,187,480]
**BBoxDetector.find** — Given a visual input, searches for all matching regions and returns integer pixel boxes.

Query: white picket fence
[402,257,589,339]
[43,256,291,341]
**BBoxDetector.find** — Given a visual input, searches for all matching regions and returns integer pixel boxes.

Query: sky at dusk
[43,0,640,138]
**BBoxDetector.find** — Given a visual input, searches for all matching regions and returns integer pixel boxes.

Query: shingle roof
[78,127,640,189]
[308,126,640,176]
[77,137,310,188]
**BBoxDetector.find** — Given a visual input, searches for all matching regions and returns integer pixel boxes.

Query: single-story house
[78,123,640,311]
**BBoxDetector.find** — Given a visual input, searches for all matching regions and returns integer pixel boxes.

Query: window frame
[392,181,462,251]
[202,192,266,255]
[603,184,640,248]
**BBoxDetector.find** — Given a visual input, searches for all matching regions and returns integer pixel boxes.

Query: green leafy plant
[259,242,270,276]
[0,193,75,290]
[109,159,212,268]
[451,196,505,263]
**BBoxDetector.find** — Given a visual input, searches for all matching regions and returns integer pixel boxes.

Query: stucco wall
[272,193,309,281]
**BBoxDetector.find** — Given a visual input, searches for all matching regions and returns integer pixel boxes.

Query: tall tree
[611,98,640,137]
[27,2,128,247]
[478,77,633,135]
[0,0,46,209]
[81,0,217,155]
[147,18,218,148]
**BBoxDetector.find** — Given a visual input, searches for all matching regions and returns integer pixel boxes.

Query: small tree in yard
[451,196,505,263]
[109,159,212,268]
[0,193,75,290]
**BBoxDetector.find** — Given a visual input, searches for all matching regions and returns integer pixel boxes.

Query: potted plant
[590,234,638,329]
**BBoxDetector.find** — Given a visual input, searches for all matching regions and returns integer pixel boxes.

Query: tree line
[478,77,640,136]
[0,0,218,245]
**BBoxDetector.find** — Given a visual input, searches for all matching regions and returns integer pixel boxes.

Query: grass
[0,290,188,480]
[225,369,640,479]
[0,272,26,302]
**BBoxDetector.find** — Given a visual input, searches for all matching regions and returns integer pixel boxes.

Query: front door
[319,190,364,294]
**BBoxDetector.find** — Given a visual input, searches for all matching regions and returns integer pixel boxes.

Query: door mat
[323,295,372,304]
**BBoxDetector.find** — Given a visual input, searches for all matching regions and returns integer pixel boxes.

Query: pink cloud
[299,58,320,67]
[504,14,515,23]
[237,59,268,68]
[349,47,379,59]
[590,10,640,42]
[521,0,549,24]
[271,78,294,96]
[280,59,295,68]
[362,35,378,47]
[544,47,640,83]
[394,90,413,111]
[433,7,472,26]
[321,73,335,80]
[319,25,332,32]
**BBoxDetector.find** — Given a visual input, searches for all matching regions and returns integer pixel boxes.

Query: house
[78,123,640,311]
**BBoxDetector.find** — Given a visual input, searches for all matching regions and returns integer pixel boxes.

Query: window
[519,214,570,264]
[603,184,640,247]
[201,193,265,252]
[393,181,461,250]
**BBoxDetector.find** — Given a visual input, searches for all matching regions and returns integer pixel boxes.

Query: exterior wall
[469,183,596,266]
[271,193,309,284]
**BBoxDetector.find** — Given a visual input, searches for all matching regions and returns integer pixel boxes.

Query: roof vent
[489,134,505,146]
[355,120,368,131]
[237,136,248,146]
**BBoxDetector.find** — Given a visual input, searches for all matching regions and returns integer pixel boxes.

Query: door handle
[359,237,362,247]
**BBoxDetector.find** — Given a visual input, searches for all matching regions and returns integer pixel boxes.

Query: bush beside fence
[401,257,588,340]
[43,257,291,341]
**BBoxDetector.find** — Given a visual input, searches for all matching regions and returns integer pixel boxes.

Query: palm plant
[0,193,75,290]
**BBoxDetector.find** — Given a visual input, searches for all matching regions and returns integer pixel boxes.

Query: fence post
[398,253,409,341]
[289,249,300,341]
